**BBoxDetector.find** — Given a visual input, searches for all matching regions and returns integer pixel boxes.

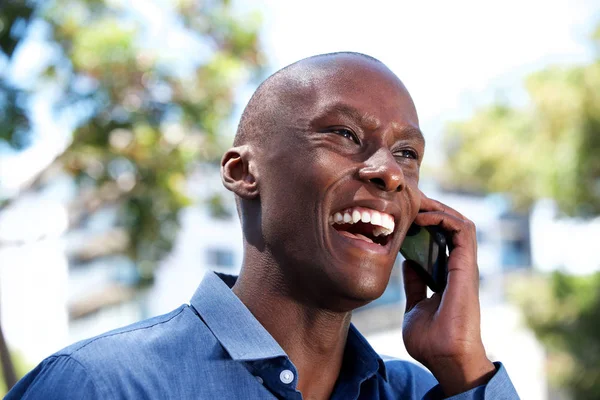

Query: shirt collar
[190,271,286,361]
[190,271,387,381]
[345,324,388,382]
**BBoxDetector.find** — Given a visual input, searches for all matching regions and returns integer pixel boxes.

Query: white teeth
[334,212,343,223]
[374,226,391,237]
[371,211,382,226]
[381,214,390,231]
[385,215,396,232]
[361,211,371,223]
[330,207,395,237]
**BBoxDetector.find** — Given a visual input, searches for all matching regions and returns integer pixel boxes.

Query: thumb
[402,260,427,312]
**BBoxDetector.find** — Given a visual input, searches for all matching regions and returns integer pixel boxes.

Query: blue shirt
[7,272,519,399]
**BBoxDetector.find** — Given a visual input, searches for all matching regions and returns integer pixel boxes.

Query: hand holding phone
[400,194,496,396]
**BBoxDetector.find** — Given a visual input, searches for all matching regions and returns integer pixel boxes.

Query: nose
[358,148,405,192]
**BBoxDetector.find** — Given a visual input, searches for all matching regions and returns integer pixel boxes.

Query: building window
[206,248,235,268]
[501,238,529,268]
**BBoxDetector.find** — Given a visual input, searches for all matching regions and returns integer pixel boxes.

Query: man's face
[256,57,423,310]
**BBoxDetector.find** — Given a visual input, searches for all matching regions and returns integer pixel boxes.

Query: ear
[221,146,259,199]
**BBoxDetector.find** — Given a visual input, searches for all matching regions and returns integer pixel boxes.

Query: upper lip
[329,198,401,230]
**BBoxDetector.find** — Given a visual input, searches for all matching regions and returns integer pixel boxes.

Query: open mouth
[328,206,395,246]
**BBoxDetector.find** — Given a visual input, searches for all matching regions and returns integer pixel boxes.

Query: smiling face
[235,54,423,311]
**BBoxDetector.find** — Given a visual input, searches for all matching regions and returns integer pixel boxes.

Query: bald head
[222,52,423,308]
[233,52,388,148]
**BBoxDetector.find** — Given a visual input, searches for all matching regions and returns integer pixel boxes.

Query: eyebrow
[315,102,426,145]
[391,123,426,146]
[329,103,381,131]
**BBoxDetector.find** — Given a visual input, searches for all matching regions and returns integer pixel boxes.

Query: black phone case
[400,225,449,293]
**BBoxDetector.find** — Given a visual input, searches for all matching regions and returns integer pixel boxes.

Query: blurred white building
[147,199,244,316]
[0,187,71,365]
[530,199,600,275]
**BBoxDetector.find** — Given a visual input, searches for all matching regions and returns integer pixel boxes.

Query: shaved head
[222,50,422,309]
[233,52,386,148]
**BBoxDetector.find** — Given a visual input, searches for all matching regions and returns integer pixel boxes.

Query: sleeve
[384,359,439,398]
[5,355,102,400]
[423,362,520,400]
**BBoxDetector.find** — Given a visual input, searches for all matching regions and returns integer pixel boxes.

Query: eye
[331,128,359,144]
[395,149,419,160]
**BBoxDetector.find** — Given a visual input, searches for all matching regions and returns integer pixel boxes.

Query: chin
[320,262,394,312]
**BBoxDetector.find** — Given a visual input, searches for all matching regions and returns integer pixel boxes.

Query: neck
[232,256,351,400]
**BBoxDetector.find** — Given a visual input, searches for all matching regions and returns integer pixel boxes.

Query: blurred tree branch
[0,324,16,391]
[441,23,600,217]
[0,0,264,391]
[1,0,264,276]
[444,20,600,399]
[509,272,600,399]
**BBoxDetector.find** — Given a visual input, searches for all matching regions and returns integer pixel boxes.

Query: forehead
[290,57,419,127]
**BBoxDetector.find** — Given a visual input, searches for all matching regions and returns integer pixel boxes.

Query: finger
[438,263,481,325]
[413,211,476,250]
[413,211,479,290]
[418,192,467,221]
[402,260,427,313]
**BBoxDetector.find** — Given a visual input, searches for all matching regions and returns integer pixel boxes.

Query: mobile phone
[399,223,451,293]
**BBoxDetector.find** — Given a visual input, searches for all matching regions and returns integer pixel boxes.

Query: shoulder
[382,357,438,396]
[9,305,224,398]
[57,305,191,360]
[6,355,100,399]
[60,304,223,375]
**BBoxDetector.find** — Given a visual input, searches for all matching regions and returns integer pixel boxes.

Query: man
[7,52,519,399]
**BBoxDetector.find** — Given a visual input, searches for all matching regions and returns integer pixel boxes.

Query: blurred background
[0,0,599,398]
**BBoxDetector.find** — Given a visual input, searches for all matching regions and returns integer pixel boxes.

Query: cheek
[260,157,324,237]
[264,152,346,248]
[312,149,357,181]
[283,147,347,194]
[404,175,422,218]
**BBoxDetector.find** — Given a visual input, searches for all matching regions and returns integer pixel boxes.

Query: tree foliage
[0,347,30,396]
[444,21,600,399]
[442,25,600,216]
[510,272,600,399]
[0,0,264,280]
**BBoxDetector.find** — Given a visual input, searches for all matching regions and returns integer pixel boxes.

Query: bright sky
[1,0,598,195]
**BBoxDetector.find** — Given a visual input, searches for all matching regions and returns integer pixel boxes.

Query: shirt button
[279,369,294,384]
[255,376,263,384]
